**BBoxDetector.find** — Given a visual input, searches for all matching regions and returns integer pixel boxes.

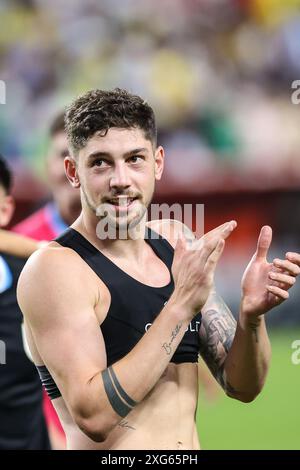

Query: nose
[109,162,131,192]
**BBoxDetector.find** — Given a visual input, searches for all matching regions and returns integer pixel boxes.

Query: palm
[241,256,278,316]
[240,226,299,320]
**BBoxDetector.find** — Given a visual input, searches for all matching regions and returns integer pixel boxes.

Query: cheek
[137,168,155,198]
[84,171,106,195]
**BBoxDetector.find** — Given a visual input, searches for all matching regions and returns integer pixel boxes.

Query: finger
[221,220,237,240]
[255,226,272,260]
[268,271,296,288]
[203,220,237,242]
[273,258,300,276]
[286,252,300,267]
[199,235,221,262]
[204,238,225,272]
[266,285,289,300]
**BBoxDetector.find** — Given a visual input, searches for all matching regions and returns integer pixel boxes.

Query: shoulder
[17,244,99,318]
[146,219,195,249]
[19,243,79,276]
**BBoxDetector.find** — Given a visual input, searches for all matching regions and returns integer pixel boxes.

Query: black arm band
[102,368,132,418]
[108,366,137,408]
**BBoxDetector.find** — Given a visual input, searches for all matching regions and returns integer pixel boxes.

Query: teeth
[109,197,135,206]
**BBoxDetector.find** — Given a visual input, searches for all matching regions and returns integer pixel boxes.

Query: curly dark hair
[65,88,157,155]
[0,154,12,194]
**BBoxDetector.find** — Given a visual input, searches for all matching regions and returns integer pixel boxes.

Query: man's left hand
[241,226,300,319]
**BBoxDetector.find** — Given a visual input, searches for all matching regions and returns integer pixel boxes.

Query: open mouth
[106,196,138,209]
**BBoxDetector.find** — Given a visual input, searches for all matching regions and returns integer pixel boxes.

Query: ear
[154,146,164,181]
[65,156,81,189]
[0,195,15,228]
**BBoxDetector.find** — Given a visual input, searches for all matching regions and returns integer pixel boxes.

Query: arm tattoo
[101,366,137,418]
[199,291,237,393]
[249,323,259,343]
[118,420,136,431]
[162,322,183,356]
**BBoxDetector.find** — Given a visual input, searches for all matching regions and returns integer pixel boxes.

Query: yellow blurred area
[250,0,300,26]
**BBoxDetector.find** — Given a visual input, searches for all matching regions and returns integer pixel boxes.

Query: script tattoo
[199,291,238,395]
[162,323,183,356]
[118,420,136,431]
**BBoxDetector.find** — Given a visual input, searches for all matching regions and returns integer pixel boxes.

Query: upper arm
[17,247,107,413]
[198,289,237,390]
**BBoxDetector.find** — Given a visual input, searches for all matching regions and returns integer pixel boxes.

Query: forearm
[0,229,40,258]
[223,311,271,402]
[75,297,192,440]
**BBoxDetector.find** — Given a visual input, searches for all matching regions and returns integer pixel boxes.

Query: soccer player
[17,89,300,450]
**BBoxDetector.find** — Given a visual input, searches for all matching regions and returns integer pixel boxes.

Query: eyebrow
[87,147,149,162]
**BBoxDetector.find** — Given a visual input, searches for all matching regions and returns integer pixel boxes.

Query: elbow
[226,388,261,403]
[72,399,113,443]
[234,393,257,403]
[75,415,111,443]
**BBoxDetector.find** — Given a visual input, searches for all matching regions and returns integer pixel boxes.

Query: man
[17,89,300,450]
[0,155,50,449]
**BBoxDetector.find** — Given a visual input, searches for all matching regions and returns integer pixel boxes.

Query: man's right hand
[171,221,237,319]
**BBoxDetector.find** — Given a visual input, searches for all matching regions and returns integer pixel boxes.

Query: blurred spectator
[0,154,50,449]
[13,112,81,239]
[1,0,300,192]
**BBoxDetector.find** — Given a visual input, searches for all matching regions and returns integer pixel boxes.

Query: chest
[99,246,171,289]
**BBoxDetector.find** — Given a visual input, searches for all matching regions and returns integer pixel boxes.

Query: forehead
[79,127,152,158]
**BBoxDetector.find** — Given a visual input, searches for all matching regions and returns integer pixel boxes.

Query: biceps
[28,308,107,402]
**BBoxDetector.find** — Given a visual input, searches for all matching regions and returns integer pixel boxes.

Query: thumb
[255,226,272,260]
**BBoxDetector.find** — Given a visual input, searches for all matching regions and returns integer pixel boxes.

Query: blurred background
[0,0,300,449]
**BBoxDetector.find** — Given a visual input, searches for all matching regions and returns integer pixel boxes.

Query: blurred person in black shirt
[0,154,50,449]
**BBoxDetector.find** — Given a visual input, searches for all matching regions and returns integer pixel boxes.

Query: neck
[74,210,149,260]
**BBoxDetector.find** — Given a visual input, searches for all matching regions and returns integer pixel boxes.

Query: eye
[128,155,144,164]
[93,159,109,167]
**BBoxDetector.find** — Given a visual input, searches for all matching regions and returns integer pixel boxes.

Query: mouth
[105,196,139,211]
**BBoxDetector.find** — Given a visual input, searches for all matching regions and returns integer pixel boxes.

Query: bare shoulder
[17,243,99,323]
[146,219,195,249]
[18,243,83,287]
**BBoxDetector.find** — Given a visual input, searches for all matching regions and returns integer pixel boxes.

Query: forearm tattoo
[162,322,183,356]
[199,292,237,393]
[101,366,137,418]
[249,323,259,344]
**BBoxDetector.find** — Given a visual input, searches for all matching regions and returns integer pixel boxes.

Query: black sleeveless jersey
[37,227,202,401]
[57,227,202,366]
[0,253,50,450]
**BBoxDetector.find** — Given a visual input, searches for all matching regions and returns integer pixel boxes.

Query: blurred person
[13,112,81,450]
[0,229,41,258]
[13,111,82,240]
[17,89,300,450]
[0,155,50,450]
